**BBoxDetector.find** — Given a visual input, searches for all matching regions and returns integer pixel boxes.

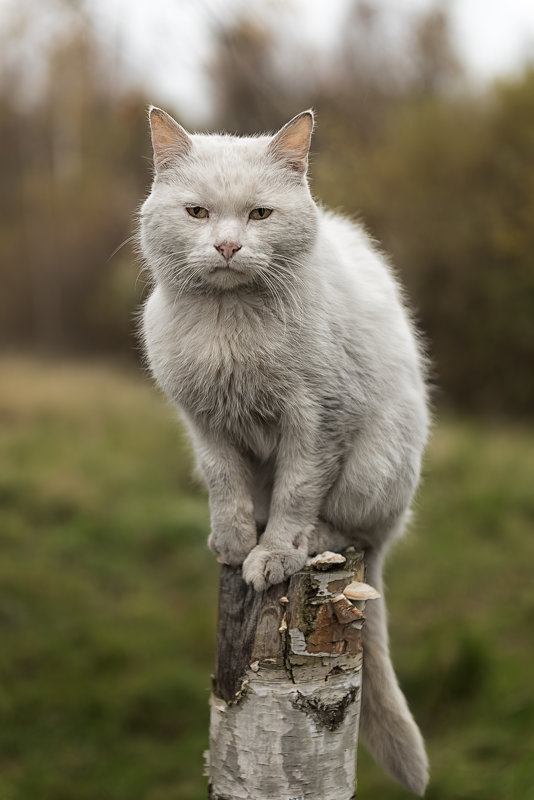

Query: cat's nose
[214,241,242,262]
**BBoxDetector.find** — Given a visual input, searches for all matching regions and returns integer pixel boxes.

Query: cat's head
[140,108,318,294]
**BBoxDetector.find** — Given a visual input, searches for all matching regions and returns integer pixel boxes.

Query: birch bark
[208,549,372,800]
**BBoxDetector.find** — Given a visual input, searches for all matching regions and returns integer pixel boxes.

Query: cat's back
[318,210,417,341]
[314,208,426,397]
[317,209,399,306]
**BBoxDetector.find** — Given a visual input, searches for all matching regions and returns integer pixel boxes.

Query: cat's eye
[249,207,272,220]
[186,206,209,219]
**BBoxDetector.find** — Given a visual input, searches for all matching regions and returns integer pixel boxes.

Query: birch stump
[207,548,378,800]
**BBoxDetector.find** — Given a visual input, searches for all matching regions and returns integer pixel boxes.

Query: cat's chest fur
[144,287,291,457]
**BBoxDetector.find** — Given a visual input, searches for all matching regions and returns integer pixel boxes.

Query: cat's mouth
[206,263,251,288]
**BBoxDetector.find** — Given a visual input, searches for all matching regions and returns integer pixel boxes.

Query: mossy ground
[1,358,532,799]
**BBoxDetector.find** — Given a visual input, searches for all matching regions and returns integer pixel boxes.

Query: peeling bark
[208,548,368,800]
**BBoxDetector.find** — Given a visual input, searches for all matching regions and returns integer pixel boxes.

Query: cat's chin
[204,266,252,290]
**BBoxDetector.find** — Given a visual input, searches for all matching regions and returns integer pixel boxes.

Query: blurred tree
[411,6,462,97]
[0,3,150,354]
[208,19,281,133]
[0,0,533,415]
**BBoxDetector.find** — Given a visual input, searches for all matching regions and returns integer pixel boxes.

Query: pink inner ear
[269,111,314,171]
[150,108,192,170]
[279,126,310,154]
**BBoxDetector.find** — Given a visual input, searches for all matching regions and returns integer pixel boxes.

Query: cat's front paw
[208,521,257,567]
[242,544,308,591]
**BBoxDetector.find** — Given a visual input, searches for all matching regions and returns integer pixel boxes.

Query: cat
[139,106,430,796]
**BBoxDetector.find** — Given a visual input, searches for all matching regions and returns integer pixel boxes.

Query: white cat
[140,107,430,795]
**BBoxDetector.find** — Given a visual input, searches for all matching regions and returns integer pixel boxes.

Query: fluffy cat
[139,106,430,796]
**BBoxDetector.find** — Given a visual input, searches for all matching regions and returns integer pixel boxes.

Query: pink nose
[214,241,242,261]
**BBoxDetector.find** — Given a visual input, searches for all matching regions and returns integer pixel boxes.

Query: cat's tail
[360,548,429,796]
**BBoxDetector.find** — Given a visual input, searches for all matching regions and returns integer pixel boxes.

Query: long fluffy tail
[360,550,429,796]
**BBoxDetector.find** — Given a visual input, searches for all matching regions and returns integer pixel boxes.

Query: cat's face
[140,109,318,294]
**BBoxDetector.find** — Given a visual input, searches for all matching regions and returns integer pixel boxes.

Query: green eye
[249,207,272,220]
[186,206,209,219]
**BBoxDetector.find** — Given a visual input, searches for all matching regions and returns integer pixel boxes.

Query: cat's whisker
[170,265,204,311]
[134,267,150,293]
[252,264,295,328]
[257,271,289,336]
[266,268,305,332]
[107,234,137,263]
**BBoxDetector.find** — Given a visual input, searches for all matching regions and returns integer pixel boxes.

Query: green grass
[0,357,533,799]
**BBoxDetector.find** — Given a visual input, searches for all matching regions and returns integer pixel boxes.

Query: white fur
[139,109,430,795]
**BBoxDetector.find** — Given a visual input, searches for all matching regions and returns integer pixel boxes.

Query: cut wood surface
[208,548,371,800]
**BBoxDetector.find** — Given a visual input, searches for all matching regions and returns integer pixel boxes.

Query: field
[0,357,533,800]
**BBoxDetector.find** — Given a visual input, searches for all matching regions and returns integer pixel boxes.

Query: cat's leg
[243,401,341,590]
[188,424,257,566]
[307,518,355,555]
[323,401,426,543]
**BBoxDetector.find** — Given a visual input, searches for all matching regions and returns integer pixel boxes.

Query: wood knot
[291,687,359,731]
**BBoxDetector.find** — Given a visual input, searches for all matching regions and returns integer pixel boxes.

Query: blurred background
[0,0,533,798]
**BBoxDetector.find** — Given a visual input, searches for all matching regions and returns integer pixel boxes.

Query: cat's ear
[148,106,192,172]
[268,110,314,174]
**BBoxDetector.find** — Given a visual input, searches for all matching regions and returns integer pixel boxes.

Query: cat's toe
[242,545,307,591]
[241,548,278,590]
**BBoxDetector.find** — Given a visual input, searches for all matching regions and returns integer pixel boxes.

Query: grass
[0,356,533,799]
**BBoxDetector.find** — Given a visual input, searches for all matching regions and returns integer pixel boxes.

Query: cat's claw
[242,544,308,591]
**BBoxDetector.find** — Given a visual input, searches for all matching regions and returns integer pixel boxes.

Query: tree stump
[207,548,376,800]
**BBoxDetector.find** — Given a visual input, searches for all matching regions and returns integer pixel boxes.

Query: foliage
[0,358,533,799]
[0,12,150,355]
[0,0,533,415]
[318,80,534,415]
